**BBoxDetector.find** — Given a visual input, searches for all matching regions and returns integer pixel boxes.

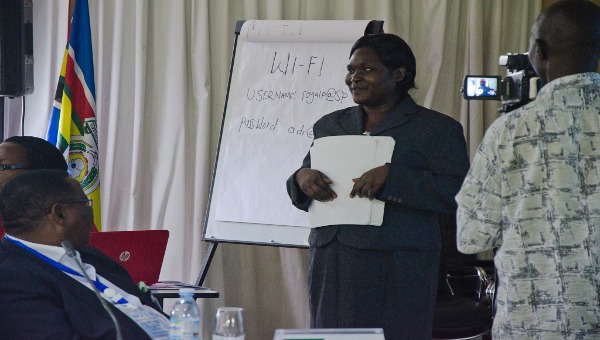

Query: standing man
[456,0,600,338]
[0,170,170,339]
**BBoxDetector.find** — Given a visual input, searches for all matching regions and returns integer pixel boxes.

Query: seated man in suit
[0,135,68,188]
[0,136,69,234]
[0,169,169,339]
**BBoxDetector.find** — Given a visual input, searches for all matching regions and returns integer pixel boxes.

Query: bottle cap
[179,287,195,294]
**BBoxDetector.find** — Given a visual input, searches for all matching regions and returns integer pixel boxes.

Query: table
[150,286,219,308]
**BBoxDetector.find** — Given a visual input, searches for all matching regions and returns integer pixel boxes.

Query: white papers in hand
[308,135,395,228]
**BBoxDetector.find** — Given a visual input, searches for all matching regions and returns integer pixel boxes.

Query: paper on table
[309,135,395,228]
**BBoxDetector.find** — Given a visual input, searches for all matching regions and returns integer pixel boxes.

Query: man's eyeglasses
[45,199,92,214]
[59,198,93,208]
[0,164,32,171]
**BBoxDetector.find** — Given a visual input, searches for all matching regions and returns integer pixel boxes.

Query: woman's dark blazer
[287,96,471,251]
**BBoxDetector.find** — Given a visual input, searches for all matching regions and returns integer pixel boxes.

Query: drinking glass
[213,307,244,340]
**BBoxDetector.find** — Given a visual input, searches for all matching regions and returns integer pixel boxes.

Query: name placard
[272,328,385,340]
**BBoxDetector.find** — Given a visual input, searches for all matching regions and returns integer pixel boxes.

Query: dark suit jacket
[287,96,470,250]
[0,237,166,339]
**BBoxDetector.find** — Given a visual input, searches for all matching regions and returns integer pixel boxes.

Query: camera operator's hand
[296,168,337,202]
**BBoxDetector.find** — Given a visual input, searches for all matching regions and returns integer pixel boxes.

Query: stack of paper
[308,135,395,228]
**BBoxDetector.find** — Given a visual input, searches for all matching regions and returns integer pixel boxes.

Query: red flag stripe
[64,54,95,122]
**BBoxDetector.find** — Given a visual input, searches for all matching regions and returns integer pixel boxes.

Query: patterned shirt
[456,72,600,339]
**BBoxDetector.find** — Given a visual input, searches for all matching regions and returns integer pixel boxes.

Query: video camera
[463,53,541,113]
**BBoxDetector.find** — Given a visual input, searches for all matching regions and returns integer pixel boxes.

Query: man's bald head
[529,0,600,82]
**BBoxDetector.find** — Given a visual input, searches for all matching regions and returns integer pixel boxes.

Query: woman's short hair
[350,33,417,96]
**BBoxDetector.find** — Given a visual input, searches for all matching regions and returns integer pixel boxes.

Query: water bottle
[169,288,202,340]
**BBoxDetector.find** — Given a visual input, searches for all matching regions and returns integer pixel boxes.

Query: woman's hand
[350,164,389,199]
[295,168,337,202]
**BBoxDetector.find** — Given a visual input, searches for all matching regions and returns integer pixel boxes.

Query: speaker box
[0,0,33,97]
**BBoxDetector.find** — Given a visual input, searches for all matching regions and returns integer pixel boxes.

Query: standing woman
[287,33,470,339]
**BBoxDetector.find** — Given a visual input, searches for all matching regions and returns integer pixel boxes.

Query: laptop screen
[88,230,169,285]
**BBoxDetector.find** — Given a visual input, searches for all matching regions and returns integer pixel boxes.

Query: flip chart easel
[197,19,384,285]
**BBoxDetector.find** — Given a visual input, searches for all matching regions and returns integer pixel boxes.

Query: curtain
[4,0,540,338]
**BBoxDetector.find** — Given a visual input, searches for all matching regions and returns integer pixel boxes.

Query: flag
[47,0,101,231]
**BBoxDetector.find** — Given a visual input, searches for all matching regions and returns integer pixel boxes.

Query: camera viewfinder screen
[464,75,501,100]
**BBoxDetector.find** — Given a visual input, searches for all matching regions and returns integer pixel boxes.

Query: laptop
[88,230,169,285]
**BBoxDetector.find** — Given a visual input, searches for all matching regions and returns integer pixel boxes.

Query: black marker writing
[288,125,314,139]
[238,117,280,133]
[271,52,325,76]
[246,88,295,101]
[301,88,349,105]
